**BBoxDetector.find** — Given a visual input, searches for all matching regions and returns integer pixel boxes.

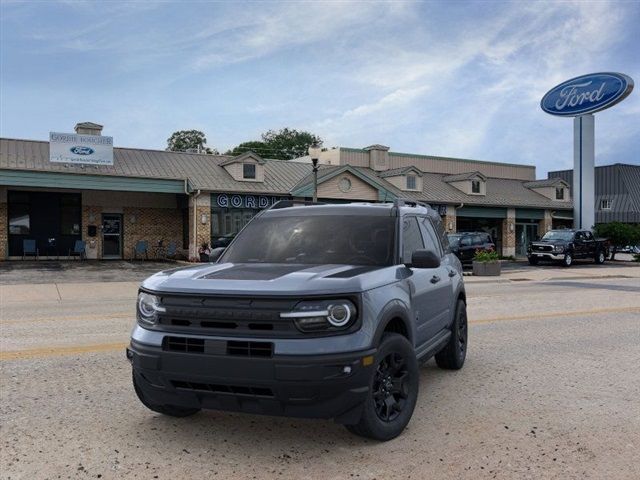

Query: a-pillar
[501,208,516,257]
[188,193,211,261]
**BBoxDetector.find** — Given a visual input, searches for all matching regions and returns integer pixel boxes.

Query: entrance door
[516,223,539,257]
[102,214,123,259]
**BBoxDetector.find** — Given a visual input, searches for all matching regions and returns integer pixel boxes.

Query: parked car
[128,200,466,441]
[211,233,236,249]
[527,229,609,267]
[447,232,495,264]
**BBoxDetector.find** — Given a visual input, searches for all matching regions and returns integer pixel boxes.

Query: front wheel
[346,333,419,441]
[595,250,606,264]
[528,256,539,266]
[562,253,573,267]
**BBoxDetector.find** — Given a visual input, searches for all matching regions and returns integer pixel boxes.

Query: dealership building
[0,122,574,261]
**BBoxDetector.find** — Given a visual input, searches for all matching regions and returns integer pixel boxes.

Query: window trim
[600,198,612,210]
[471,179,481,194]
[406,174,417,190]
[242,163,257,180]
[555,187,564,200]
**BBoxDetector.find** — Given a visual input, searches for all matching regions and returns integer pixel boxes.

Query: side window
[575,232,583,241]
[472,235,483,246]
[402,217,425,263]
[584,231,593,241]
[460,236,472,247]
[419,218,443,257]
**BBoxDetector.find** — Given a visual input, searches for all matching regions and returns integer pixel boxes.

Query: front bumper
[528,252,566,261]
[128,339,376,424]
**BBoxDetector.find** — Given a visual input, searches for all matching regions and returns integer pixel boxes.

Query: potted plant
[472,248,501,276]
[198,242,211,262]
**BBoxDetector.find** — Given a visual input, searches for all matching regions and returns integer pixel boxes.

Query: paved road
[1,268,639,479]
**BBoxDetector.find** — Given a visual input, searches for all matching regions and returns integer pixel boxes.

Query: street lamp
[308,144,322,203]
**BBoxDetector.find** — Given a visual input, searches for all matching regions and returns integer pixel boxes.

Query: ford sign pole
[541,72,633,230]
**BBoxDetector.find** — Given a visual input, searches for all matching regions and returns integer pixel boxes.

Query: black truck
[527,229,609,267]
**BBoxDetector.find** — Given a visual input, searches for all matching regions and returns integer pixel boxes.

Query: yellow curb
[0,342,127,361]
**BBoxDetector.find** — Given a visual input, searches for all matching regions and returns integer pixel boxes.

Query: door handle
[448,269,457,277]
[430,275,441,284]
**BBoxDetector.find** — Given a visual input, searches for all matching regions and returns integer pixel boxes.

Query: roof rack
[392,198,431,209]
[268,199,327,210]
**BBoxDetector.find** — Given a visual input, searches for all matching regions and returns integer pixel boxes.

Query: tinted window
[460,236,472,247]
[419,218,443,257]
[402,217,425,263]
[220,215,395,266]
[542,231,574,241]
[484,234,492,244]
[472,235,483,245]
[243,163,256,179]
[584,231,593,241]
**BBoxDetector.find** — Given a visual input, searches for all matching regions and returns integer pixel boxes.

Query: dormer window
[556,187,564,200]
[471,180,481,194]
[243,163,256,179]
[406,175,417,190]
[600,199,611,210]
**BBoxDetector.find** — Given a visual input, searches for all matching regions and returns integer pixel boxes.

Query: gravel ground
[1,271,639,479]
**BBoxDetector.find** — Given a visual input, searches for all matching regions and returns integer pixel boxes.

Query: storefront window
[9,204,30,234]
[211,207,261,237]
[60,194,81,235]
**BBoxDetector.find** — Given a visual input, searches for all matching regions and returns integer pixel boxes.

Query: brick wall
[123,207,183,260]
[444,205,457,233]
[501,208,516,257]
[188,194,211,260]
[539,210,553,236]
[0,201,7,260]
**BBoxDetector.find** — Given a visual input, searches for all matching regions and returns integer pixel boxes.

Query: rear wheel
[435,299,468,370]
[562,253,573,267]
[346,333,419,441]
[132,371,200,417]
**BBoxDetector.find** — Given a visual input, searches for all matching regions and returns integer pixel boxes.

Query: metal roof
[443,171,487,182]
[523,178,568,188]
[0,138,311,195]
[378,166,423,178]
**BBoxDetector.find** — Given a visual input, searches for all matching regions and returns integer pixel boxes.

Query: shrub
[473,249,500,262]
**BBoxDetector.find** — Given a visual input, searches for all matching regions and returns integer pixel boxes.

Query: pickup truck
[527,229,609,267]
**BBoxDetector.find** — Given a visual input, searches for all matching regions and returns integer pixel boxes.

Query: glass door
[515,223,539,257]
[102,214,122,259]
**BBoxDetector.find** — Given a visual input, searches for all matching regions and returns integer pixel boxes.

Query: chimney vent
[74,122,103,136]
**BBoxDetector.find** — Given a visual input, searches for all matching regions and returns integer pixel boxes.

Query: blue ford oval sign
[70,146,95,155]
[541,72,633,116]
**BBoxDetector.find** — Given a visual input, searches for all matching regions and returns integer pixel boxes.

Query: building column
[501,208,516,257]
[444,204,457,233]
[0,188,7,260]
[539,210,553,237]
[188,193,211,261]
[82,205,103,259]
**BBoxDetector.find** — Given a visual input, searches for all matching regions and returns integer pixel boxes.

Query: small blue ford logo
[70,146,95,155]
[541,72,634,117]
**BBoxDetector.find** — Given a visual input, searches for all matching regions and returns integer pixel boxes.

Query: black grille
[171,380,274,397]
[163,336,204,353]
[227,341,273,357]
[534,244,553,252]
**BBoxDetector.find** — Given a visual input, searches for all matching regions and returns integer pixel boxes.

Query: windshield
[542,231,574,241]
[447,234,462,247]
[219,215,395,266]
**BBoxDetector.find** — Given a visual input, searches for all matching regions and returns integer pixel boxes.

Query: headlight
[280,299,357,333]
[555,245,565,252]
[137,292,165,327]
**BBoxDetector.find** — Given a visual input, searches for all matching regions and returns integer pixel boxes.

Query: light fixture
[88,213,96,223]
[447,222,453,231]
[509,223,514,232]
[130,215,136,224]
[200,213,208,225]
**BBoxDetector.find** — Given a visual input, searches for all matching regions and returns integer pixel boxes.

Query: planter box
[472,260,501,276]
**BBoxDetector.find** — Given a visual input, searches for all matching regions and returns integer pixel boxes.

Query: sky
[1,0,638,177]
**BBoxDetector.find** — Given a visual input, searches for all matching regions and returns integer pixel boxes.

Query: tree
[593,222,640,260]
[226,128,323,160]
[225,141,269,157]
[167,130,217,154]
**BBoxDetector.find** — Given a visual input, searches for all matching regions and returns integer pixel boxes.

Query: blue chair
[69,240,86,260]
[22,239,39,260]
[165,241,177,259]
[133,240,149,260]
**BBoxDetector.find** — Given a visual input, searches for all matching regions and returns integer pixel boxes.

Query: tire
[132,371,200,418]
[435,299,468,370]
[562,253,573,267]
[346,333,419,441]
[528,256,539,266]
[595,250,606,264]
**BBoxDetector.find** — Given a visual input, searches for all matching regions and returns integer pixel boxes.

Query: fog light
[342,366,352,374]
[362,355,374,366]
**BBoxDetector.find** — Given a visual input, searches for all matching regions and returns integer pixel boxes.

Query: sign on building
[49,132,114,166]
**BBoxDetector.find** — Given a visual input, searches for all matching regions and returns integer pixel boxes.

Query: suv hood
[141,262,400,296]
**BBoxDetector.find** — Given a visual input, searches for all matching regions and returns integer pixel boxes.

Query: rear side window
[460,236,472,247]
[472,235,483,245]
[484,234,492,244]
[402,217,425,263]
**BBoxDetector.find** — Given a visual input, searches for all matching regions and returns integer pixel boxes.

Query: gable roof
[378,166,423,178]
[218,150,266,166]
[443,171,487,182]
[523,178,568,188]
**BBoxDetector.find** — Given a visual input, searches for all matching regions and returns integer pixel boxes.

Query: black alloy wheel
[563,253,573,267]
[435,299,468,370]
[372,352,410,422]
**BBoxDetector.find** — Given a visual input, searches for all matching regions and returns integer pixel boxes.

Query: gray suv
[128,200,467,441]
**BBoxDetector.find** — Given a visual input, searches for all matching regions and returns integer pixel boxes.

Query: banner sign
[213,193,284,209]
[541,72,634,117]
[49,132,114,165]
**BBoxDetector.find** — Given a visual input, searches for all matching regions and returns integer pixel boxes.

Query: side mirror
[209,247,225,262]
[407,249,441,269]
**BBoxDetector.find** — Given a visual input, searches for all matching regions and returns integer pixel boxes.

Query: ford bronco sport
[128,200,467,441]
